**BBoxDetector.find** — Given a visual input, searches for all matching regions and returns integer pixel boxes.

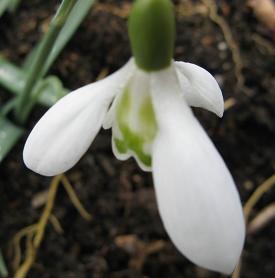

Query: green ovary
[128,0,175,71]
[115,87,157,167]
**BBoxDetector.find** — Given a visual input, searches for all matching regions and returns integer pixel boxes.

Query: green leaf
[0,0,10,17]
[0,1,95,109]
[0,56,67,107]
[24,0,95,75]
[0,117,24,163]
[8,0,21,12]
[34,76,68,107]
[0,250,8,278]
[0,56,25,93]
[0,0,21,16]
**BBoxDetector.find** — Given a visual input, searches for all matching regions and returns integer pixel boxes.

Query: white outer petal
[150,66,245,274]
[23,60,134,176]
[175,61,224,117]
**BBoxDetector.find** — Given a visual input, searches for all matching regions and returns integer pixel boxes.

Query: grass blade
[0,0,10,17]
[24,0,95,75]
[0,56,25,93]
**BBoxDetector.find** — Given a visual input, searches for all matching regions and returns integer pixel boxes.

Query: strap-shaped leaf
[24,0,95,75]
[0,56,25,93]
[0,117,24,163]
[0,1,95,107]
[0,250,8,277]
[0,57,67,107]
[0,0,21,17]
[0,0,10,17]
[8,0,21,12]
[36,76,68,107]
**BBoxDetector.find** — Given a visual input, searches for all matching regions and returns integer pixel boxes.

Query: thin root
[12,225,37,270]
[232,173,275,278]
[224,97,236,111]
[251,34,275,55]
[14,235,36,278]
[12,174,91,278]
[33,175,62,248]
[13,175,62,278]
[201,0,245,92]
[244,174,275,221]
[248,203,275,234]
[49,214,64,234]
[61,174,92,221]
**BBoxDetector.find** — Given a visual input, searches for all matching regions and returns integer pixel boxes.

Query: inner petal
[112,69,157,170]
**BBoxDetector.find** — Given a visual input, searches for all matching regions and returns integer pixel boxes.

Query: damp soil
[0,0,275,277]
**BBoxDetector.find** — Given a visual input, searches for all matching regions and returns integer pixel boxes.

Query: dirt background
[0,0,275,277]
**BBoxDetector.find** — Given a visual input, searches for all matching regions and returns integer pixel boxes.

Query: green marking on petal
[114,138,128,154]
[115,85,157,168]
[114,136,152,167]
[139,96,157,140]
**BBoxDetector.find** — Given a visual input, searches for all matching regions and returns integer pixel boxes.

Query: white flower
[23,58,245,274]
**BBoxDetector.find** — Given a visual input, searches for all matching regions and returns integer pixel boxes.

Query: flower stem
[14,0,76,124]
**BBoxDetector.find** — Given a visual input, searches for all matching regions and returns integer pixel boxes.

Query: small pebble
[218,41,228,51]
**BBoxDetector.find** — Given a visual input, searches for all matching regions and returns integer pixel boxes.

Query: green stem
[14,0,77,124]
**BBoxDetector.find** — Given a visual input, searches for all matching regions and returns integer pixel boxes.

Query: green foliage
[0,117,24,163]
[0,56,24,94]
[0,0,10,17]
[8,0,21,12]
[0,0,21,17]
[0,56,67,107]
[14,0,78,121]
[0,58,67,163]
[24,0,95,76]
[0,0,95,162]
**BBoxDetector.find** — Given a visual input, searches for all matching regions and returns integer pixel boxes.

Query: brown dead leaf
[247,0,275,31]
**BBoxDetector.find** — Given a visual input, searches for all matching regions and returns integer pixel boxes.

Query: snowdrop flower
[23,0,245,274]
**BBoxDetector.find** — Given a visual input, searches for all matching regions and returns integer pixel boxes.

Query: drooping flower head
[23,0,245,274]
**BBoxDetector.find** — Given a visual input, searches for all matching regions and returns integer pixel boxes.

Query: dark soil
[0,0,275,277]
